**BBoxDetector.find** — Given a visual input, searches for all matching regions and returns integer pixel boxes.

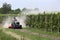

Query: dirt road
[3,29,30,40]
[20,29,60,40]
[2,28,60,40]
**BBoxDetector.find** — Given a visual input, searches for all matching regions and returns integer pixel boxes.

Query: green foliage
[1,2,11,14]
[0,2,21,14]
[26,28,60,37]
[6,29,52,40]
[0,29,17,40]
[12,8,21,14]
[26,12,60,33]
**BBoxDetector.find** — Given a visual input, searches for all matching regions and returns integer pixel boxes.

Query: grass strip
[0,29,17,40]
[5,29,52,40]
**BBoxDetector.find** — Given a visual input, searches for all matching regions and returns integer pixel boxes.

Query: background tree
[2,2,11,14]
[14,8,21,14]
[22,8,27,11]
[0,8,3,14]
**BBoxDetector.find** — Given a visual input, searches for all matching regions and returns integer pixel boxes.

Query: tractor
[8,17,22,29]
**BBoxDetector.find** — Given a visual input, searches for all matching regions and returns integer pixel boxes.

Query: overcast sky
[0,0,60,12]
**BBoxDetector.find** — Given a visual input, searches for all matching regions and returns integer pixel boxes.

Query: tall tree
[2,2,11,14]
[15,8,21,14]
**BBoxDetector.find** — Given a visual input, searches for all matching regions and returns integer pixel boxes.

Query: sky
[0,0,60,12]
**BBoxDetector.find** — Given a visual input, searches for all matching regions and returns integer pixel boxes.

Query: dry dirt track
[19,29,60,40]
[3,29,30,40]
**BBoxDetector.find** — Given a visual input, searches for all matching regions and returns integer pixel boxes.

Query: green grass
[0,14,18,16]
[0,29,17,40]
[26,28,60,37]
[5,29,52,40]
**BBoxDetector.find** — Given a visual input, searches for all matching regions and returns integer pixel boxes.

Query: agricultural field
[0,28,17,40]
[26,12,60,33]
[0,13,60,40]
[4,28,53,40]
[0,0,60,40]
[2,28,60,40]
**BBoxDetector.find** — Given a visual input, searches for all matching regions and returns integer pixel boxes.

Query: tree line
[0,2,40,14]
[0,2,21,14]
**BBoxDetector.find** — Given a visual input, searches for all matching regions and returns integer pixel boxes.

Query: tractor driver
[11,17,17,27]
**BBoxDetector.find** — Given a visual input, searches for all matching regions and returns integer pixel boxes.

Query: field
[0,28,60,40]
[3,28,53,40]
[0,13,60,40]
[0,1,60,40]
[0,28,17,40]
